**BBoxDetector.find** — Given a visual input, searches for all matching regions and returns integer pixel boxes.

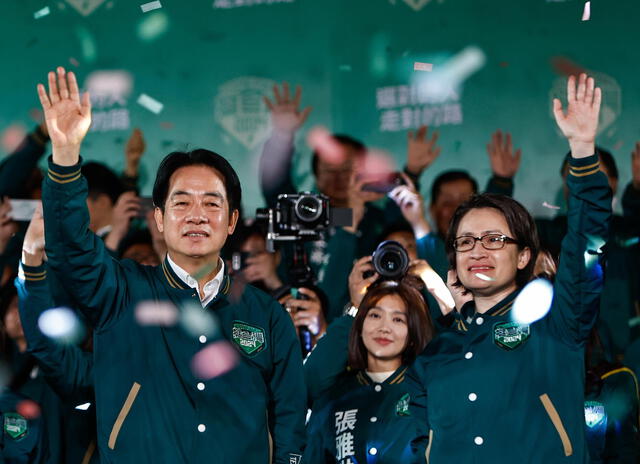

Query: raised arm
[259,83,312,207]
[485,129,521,196]
[18,208,93,400]
[550,73,611,344]
[0,124,49,198]
[37,67,130,328]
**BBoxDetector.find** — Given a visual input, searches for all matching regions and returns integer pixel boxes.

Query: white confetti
[38,307,83,344]
[474,273,496,282]
[34,6,51,19]
[137,93,164,114]
[180,302,218,338]
[581,1,590,21]
[135,301,178,326]
[542,201,561,210]
[413,62,433,72]
[512,278,554,325]
[75,402,91,410]
[140,0,162,12]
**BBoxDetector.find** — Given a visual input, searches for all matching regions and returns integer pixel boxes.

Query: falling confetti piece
[135,300,178,326]
[38,307,83,344]
[581,1,590,21]
[474,273,496,282]
[542,201,561,210]
[1,125,27,153]
[413,62,433,72]
[17,400,41,419]
[34,6,50,19]
[307,127,347,164]
[137,93,164,114]
[180,302,218,338]
[69,57,80,67]
[339,64,352,72]
[192,261,218,281]
[140,0,162,12]
[512,278,554,325]
[613,140,624,151]
[75,402,91,410]
[160,121,174,130]
[619,237,639,248]
[191,341,238,380]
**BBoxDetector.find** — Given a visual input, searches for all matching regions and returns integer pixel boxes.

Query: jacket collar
[454,289,520,331]
[356,365,409,386]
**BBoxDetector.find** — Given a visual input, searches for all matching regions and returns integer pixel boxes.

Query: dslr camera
[256,192,352,252]
[364,240,410,280]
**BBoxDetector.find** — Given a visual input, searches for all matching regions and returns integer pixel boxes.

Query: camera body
[364,240,410,280]
[256,192,352,252]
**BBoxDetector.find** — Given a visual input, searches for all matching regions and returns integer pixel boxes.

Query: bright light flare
[38,307,83,344]
[511,278,554,325]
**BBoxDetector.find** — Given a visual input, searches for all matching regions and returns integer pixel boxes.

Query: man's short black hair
[152,149,242,213]
[559,146,618,179]
[310,134,366,176]
[82,162,123,204]
[430,170,478,205]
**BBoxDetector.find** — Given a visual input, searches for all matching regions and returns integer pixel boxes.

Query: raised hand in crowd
[263,82,312,137]
[486,129,522,178]
[37,67,91,166]
[445,269,473,312]
[631,142,640,190]
[279,287,327,339]
[103,191,141,251]
[343,174,384,234]
[388,174,430,239]
[243,251,283,291]
[21,205,45,266]
[348,256,379,308]
[406,125,441,177]
[553,73,601,157]
[124,128,146,179]
[0,197,18,255]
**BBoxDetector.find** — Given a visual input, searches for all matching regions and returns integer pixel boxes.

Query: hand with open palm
[552,73,601,159]
[37,66,92,166]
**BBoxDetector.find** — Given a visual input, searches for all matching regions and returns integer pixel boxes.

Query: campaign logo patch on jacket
[232,321,266,356]
[492,321,530,350]
[395,393,411,416]
[3,412,28,440]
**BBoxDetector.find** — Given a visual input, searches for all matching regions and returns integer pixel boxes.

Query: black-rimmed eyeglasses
[453,233,519,252]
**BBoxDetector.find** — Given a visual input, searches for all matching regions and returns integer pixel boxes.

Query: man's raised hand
[37,66,91,166]
[486,130,521,178]
[263,82,312,136]
[552,73,601,159]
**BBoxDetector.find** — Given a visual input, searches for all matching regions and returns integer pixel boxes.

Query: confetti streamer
[135,301,178,326]
[542,201,561,210]
[140,0,162,12]
[69,57,80,67]
[34,6,50,19]
[137,93,164,114]
[474,273,496,282]
[413,62,433,72]
[581,1,590,21]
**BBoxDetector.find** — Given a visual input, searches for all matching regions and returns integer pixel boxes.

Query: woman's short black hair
[347,278,433,371]
[152,149,242,213]
[445,193,539,288]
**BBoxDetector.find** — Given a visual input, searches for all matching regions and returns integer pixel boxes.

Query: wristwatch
[343,302,358,318]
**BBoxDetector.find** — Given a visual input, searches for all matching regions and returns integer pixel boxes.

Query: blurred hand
[280,287,326,337]
[348,256,378,308]
[553,73,601,158]
[410,260,455,315]
[486,130,521,178]
[406,125,441,176]
[0,197,18,255]
[388,174,430,239]
[632,143,640,190]
[343,175,384,234]
[124,128,146,178]
[243,252,282,290]
[37,67,91,165]
[104,192,140,251]
[263,82,312,136]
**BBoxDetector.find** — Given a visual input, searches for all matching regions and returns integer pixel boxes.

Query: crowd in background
[0,69,639,463]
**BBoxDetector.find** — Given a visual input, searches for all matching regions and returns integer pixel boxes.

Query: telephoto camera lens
[372,240,410,280]
[294,195,323,223]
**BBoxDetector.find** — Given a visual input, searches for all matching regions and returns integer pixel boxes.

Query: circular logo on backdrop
[550,71,621,136]
[214,77,275,150]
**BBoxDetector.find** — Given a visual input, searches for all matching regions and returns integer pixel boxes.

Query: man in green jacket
[36,66,306,464]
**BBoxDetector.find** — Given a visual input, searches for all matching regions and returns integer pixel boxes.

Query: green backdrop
[0,0,636,216]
